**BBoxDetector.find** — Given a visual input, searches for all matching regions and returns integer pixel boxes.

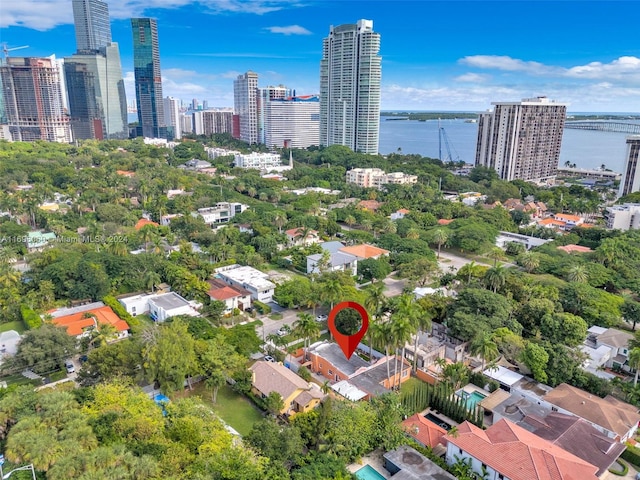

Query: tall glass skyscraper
[131,18,166,139]
[319,19,381,155]
[72,0,112,52]
[65,0,127,140]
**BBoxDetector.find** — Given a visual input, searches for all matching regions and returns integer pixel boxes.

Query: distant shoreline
[380,111,640,121]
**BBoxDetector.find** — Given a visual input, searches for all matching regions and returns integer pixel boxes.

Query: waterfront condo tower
[319,19,381,155]
[233,71,259,144]
[65,0,128,140]
[131,18,167,139]
[265,95,320,149]
[0,56,72,143]
[475,97,567,183]
[619,136,640,198]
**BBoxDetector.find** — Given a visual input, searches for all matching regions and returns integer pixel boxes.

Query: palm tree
[484,265,507,293]
[567,265,588,283]
[144,271,162,293]
[293,312,321,355]
[406,228,420,240]
[372,320,395,389]
[390,309,415,390]
[487,246,506,267]
[629,347,640,387]
[344,215,356,228]
[431,229,449,259]
[318,275,344,310]
[469,331,499,371]
[518,251,540,273]
[364,281,387,364]
[321,381,331,395]
[272,211,287,234]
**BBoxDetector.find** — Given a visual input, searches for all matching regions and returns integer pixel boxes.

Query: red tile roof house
[206,278,251,315]
[402,413,447,452]
[444,419,599,480]
[49,302,130,339]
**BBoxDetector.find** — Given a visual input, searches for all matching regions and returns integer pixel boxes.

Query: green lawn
[400,377,426,396]
[180,383,263,436]
[0,320,26,334]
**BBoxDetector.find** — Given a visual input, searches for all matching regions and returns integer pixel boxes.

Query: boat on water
[464,119,477,123]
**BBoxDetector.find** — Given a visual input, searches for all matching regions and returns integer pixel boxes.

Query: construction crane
[438,118,461,163]
[2,43,29,59]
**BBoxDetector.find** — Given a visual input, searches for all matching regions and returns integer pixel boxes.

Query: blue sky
[3,0,640,111]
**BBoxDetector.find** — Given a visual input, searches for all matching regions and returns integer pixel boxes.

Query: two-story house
[216,265,275,303]
[249,361,324,416]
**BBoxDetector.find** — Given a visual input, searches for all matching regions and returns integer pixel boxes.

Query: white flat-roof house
[118,292,200,322]
[192,202,248,225]
[216,265,275,303]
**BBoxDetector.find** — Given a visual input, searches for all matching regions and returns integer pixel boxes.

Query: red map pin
[328,301,369,360]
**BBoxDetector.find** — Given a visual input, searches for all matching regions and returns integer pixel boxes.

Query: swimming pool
[355,465,386,480]
[424,412,452,430]
[458,390,486,409]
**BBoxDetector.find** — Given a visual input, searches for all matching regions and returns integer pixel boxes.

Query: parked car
[316,314,328,322]
[264,355,275,363]
[276,327,289,337]
[79,355,88,364]
[65,360,75,374]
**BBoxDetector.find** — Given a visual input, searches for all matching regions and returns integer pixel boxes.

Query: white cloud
[454,73,491,83]
[265,25,311,35]
[2,0,302,30]
[459,54,640,84]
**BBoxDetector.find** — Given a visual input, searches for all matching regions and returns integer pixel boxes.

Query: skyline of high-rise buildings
[475,97,567,184]
[131,18,166,139]
[72,0,112,52]
[319,19,382,155]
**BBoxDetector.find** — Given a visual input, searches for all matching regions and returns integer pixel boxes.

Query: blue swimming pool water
[457,390,486,409]
[355,465,386,480]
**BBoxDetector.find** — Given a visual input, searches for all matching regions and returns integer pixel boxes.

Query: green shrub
[621,443,640,469]
[252,300,271,315]
[20,305,42,330]
[102,295,140,330]
[298,366,312,382]
[608,458,629,476]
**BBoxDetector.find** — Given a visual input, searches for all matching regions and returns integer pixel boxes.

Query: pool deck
[347,450,391,479]
[459,383,489,396]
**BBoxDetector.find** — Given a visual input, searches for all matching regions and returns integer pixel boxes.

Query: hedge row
[102,296,140,330]
[252,300,271,315]
[20,305,42,329]
[621,443,640,469]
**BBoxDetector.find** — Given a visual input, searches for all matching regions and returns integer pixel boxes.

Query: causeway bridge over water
[564,121,640,134]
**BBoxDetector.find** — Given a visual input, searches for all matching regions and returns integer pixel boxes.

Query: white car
[316,314,328,322]
[65,360,75,374]
[276,328,289,337]
[264,355,275,363]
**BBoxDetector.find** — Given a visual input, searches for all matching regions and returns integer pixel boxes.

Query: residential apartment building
[264,95,320,149]
[605,203,640,230]
[192,202,248,225]
[216,265,275,303]
[233,71,258,144]
[163,96,181,139]
[258,85,292,144]
[233,152,283,170]
[346,168,418,189]
[131,18,167,139]
[619,136,640,197]
[118,291,199,321]
[192,110,233,136]
[320,19,381,154]
[475,96,567,183]
[0,56,72,143]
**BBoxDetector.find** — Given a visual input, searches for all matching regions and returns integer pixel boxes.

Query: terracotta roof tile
[402,414,447,448]
[557,244,593,254]
[339,244,389,259]
[135,218,159,230]
[445,419,599,480]
[51,306,129,336]
[437,219,454,225]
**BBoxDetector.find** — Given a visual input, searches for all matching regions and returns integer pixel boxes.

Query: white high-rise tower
[475,97,567,183]
[234,71,259,145]
[320,19,381,155]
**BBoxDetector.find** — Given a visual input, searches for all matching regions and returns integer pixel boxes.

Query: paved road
[256,306,330,343]
[436,250,517,273]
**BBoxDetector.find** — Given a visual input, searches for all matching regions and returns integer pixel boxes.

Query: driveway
[601,462,638,480]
